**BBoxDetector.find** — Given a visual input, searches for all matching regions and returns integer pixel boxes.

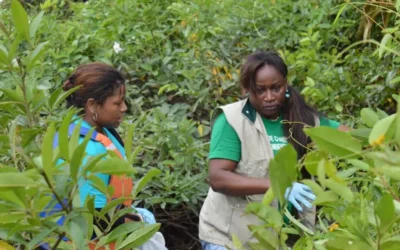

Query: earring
[92,111,98,122]
[285,89,290,98]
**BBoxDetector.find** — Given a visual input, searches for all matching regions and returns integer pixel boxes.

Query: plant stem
[52,232,66,250]
[41,169,71,213]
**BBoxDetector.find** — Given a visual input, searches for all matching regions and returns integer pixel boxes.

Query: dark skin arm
[209,125,349,197]
[338,124,351,132]
[209,159,270,196]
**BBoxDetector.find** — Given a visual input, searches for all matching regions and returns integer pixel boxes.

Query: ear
[86,98,97,113]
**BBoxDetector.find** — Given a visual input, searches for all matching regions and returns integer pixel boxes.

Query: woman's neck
[82,115,105,134]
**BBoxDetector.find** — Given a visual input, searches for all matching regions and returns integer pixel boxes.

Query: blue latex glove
[133,207,157,224]
[284,182,316,212]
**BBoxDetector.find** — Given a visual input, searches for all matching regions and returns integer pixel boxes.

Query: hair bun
[62,78,74,91]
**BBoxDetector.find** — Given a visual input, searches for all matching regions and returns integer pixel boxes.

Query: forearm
[210,170,270,197]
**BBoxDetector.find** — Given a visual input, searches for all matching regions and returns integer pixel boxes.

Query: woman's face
[248,64,287,119]
[94,85,127,129]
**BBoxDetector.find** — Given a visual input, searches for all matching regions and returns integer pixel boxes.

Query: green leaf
[128,145,142,165]
[70,128,93,182]
[301,180,324,196]
[262,188,274,206]
[0,188,26,207]
[379,34,392,58]
[390,76,400,85]
[0,88,24,103]
[117,223,160,249]
[377,166,400,180]
[376,194,395,231]
[26,228,56,250]
[369,114,396,145]
[8,35,22,62]
[11,0,30,42]
[132,168,161,199]
[304,151,326,176]
[314,191,339,205]
[0,45,9,65]
[97,221,142,246]
[42,123,56,183]
[231,233,246,250]
[248,225,279,248]
[334,4,348,25]
[284,208,314,235]
[0,173,36,187]
[82,153,107,174]
[124,123,135,161]
[324,179,354,202]
[29,11,44,40]
[58,110,75,160]
[350,128,371,142]
[0,241,15,250]
[269,144,297,204]
[396,0,400,11]
[26,42,48,72]
[348,159,370,171]
[360,108,379,127]
[87,175,108,195]
[53,85,81,109]
[67,220,86,249]
[69,122,81,156]
[99,197,125,217]
[91,157,136,175]
[305,127,362,159]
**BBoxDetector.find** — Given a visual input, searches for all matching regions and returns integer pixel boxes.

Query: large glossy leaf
[360,108,379,127]
[29,11,44,40]
[70,129,93,182]
[305,127,362,159]
[324,179,354,202]
[11,0,30,42]
[376,194,395,231]
[131,168,161,199]
[248,225,279,249]
[0,45,9,65]
[369,115,396,145]
[91,157,136,175]
[117,223,160,249]
[269,144,297,204]
[304,151,327,176]
[0,173,36,188]
[97,221,142,246]
[58,110,75,160]
[26,42,48,72]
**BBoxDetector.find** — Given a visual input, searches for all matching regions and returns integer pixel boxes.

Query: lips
[262,105,278,111]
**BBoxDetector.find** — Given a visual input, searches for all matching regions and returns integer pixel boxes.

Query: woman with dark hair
[44,62,167,250]
[199,51,349,249]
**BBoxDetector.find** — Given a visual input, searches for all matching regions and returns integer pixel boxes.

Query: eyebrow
[256,82,283,87]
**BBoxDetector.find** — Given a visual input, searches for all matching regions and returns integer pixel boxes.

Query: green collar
[242,99,283,123]
[241,99,257,123]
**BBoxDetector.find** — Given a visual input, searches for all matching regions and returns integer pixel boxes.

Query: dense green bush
[0,0,399,249]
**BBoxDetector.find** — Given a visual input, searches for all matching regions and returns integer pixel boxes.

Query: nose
[264,90,275,102]
[121,101,128,113]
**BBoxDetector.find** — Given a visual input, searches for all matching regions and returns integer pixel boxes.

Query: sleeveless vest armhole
[210,108,224,129]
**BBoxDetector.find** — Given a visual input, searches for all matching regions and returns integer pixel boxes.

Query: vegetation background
[0,0,399,249]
